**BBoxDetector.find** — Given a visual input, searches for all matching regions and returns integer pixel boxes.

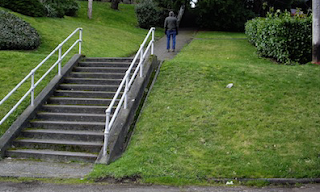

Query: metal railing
[0,28,83,125]
[103,27,155,156]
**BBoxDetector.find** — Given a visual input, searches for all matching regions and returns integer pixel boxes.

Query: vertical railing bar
[58,45,62,76]
[79,28,82,54]
[140,46,144,77]
[103,109,110,156]
[124,72,129,109]
[30,70,35,106]
[151,28,154,55]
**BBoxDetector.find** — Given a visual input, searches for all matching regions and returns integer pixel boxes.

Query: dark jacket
[164,12,178,32]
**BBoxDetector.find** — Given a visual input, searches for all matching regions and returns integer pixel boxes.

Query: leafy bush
[0,0,46,17]
[135,0,163,29]
[40,0,80,18]
[245,11,311,64]
[0,10,41,50]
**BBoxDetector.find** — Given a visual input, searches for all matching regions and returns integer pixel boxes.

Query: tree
[88,0,93,19]
[111,0,120,10]
[312,0,320,63]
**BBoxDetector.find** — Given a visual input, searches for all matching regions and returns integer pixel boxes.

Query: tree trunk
[88,0,93,19]
[313,0,320,64]
[111,0,120,10]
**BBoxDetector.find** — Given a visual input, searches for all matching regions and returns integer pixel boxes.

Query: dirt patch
[95,175,142,184]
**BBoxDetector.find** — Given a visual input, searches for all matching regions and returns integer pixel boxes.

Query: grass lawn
[89,31,320,185]
[0,1,161,136]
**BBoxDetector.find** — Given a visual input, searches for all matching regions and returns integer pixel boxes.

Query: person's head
[169,11,174,17]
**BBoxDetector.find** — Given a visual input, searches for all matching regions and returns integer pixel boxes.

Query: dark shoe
[172,49,175,52]
[167,49,170,52]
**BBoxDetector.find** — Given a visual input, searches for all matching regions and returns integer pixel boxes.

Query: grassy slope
[90,31,320,184]
[0,2,158,136]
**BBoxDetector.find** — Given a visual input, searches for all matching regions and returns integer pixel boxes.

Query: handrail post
[124,72,129,109]
[79,28,82,54]
[58,45,62,76]
[103,110,111,156]
[151,28,154,55]
[30,70,35,106]
[140,45,144,77]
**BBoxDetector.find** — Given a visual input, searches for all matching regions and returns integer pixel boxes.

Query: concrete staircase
[6,57,137,163]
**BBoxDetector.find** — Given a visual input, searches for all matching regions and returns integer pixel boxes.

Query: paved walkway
[154,29,195,61]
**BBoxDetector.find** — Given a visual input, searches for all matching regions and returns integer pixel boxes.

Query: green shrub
[0,0,46,17]
[0,10,41,50]
[135,0,162,29]
[245,11,311,64]
[40,0,79,18]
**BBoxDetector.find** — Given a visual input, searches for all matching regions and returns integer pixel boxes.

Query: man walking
[164,11,178,52]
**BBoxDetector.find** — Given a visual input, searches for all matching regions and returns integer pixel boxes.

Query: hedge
[135,0,165,29]
[0,0,46,17]
[0,10,41,50]
[245,11,311,64]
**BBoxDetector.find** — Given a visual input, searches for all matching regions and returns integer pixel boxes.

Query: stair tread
[15,138,103,146]
[60,84,119,87]
[74,66,132,69]
[55,90,119,94]
[79,61,132,64]
[65,77,123,81]
[37,112,106,116]
[7,149,98,157]
[43,104,110,109]
[70,72,126,75]
[31,120,105,125]
[49,97,117,101]
[23,129,103,135]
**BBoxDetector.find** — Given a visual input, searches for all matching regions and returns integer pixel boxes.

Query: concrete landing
[0,158,92,178]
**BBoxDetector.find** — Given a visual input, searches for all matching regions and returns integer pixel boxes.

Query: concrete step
[63,77,122,85]
[58,84,121,92]
[21,129,103,142]
[83,57,135,63]
[53,90,120,98]
[13,139,103,153]
[47,97,118,105]
[36,112,107,122]
[73,66,131,73]
[78,61,136,68]
[6,149,97,162]
[41,104,115,114]
[69,72,125,79]
[30,120,105,131]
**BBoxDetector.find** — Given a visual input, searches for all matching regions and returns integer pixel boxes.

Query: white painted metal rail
[103,27,155,156]
[0,28,83,125]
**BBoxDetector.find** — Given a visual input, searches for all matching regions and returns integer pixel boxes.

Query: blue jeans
[166,30,176,50]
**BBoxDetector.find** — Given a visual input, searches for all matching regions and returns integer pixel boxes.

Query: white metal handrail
[103,27,155,156]
[0,28,83,125]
